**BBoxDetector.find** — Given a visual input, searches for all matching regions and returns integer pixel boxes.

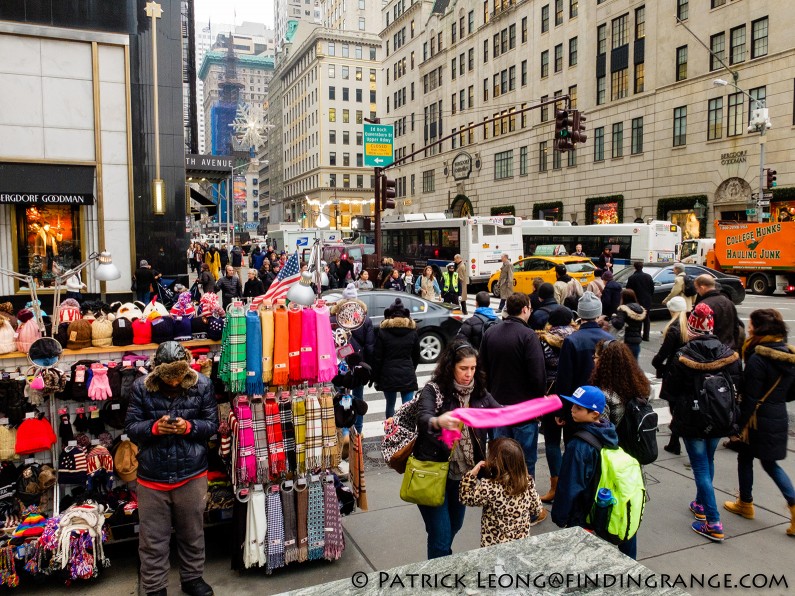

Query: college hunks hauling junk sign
[718,221,793,262]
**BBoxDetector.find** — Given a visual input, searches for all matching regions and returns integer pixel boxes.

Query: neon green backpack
[575,431,646,545]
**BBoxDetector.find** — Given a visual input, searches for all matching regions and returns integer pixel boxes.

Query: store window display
[15,205,81,288]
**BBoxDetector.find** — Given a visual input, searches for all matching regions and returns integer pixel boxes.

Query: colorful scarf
[266,488,285,572]
[315,304,337,383]
[234,400,256,485]
[260,306,275,384]
[307,477,325,561]
[288,307,303,383]
[226,410,238,484]
[296,481,309,562]
[244,488,266,569]
[280,483,299,564]
[319,388,339,469]
[350,429,368,511]
[265,395,286,477]
[279,392,296,473]
[272,306,290,386]
[323,479,345,561]
[300,307,318,383]
[304,391,323,470]
[250,397,270,483]
[245,310,264,395]
[220,304,247,392]
[292,392,306,474]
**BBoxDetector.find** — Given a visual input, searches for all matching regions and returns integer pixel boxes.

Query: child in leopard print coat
[459,437,543,547]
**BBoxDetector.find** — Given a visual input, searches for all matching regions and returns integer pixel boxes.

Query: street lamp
[692,199,706,220]
[145,2,165,215]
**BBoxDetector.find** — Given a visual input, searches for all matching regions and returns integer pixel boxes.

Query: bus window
[471,225,478,243]
[497,226,513,236]
[482,225,496,236]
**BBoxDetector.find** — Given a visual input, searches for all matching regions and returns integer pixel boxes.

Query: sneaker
[181,577,214,596]
[691,520,724,542]
[529,508,547,526]
[689,501,706,521]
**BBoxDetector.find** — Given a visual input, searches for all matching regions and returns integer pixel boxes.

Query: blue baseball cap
[560,385,606,413]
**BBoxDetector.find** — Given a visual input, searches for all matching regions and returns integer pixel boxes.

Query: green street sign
[363,123,394,167]
[746,209,757,216]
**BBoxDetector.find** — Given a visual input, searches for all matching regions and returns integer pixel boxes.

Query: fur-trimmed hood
[678,336,739,371]
[752,343,795,365]
[380,316,416,329]
[618,303,646,321]
[537,325,574,349]
[144,361,199,392]
[329,298,368,315]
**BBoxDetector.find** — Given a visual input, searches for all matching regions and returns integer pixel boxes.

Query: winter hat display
[200,292,221,316]
[207,314,225,341]
[66,319,93,350]
[113,440,138,483]
[28,337,63,367]
[688,302,715,335]
[190,315,208,339]
[172,313,193,341]
[15,415,57,455]
[170,291,196,318]
[57,299,82,324]
[0,302,18,329]
[57,445,88,485]
[667,296,688,313]
[142,297,170,319]
[112,317,134,346]
[12,505,46,538]
[150,315,175,343]
[131,317,153,345]
[86,444,114,492]
[576,291,603,320]
[0,319,16,354]
[91,317,114,347]
[116,302,143,322]
[16,309,41,353]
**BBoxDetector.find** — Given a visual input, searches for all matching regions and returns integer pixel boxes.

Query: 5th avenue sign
[452,152,472,181]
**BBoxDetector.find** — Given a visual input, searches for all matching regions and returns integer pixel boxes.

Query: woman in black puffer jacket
[373,299,421,419]
[610,289,647,360]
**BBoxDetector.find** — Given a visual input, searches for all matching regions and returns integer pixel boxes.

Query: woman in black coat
[600,271,622,317]
[609,288,647,360]
[373,298,421,418]
[723,309,795,534]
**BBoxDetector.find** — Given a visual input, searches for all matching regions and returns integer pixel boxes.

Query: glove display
[87,365,111,401]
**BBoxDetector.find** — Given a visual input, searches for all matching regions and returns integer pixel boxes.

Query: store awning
[0,163,95,205]
[190,187,218,216]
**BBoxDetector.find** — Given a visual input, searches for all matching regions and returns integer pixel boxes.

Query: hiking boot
[181,577,214,596]
[788,503,795,536]
[724,498,755,519]
[691,520,724,542]
[540,477,557,504]
[689,501,706,521]
[663,442,681,455]
[529,508,547,526]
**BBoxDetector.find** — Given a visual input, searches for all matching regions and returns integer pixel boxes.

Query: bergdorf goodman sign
[452,152,472,181]
[0,193,94,205]
[720,150,747,165]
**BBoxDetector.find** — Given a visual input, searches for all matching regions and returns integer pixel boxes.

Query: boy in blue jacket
[551,385,637,559]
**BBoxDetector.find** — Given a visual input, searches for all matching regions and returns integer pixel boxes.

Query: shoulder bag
[739,375,782,444]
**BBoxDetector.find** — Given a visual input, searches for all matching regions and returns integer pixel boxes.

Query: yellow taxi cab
[488,251,596,296]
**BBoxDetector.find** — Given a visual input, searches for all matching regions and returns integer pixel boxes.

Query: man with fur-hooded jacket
[126,341,218,596]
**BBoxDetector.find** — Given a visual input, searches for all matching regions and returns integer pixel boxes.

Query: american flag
[251,250,301,307]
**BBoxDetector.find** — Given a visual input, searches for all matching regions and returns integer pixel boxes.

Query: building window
[483,77,489,101]
[673,106,687,146]
[329,65,335,78]
[451,58,456,79]
[555,0,563,26]
[451,94,457,115]
[635,6,645,39]
[597,24,607,54]
[469,10,474,33]
[631,117,643,154]
[460,53,465,75]
[553,147,561,170]
[342,87,349,101]
[708,97,723,140]
[484,39,489,62]
[522,17,528,43]
[329,108,336,122]
[520,146,528,175]
[509,24,516,49]
[422,170,435,193]
[676,0,688,21]
[597,76,606,105]
[342,66,349,79]
[343,153,350,166]
[749,86,766,123]
[343,131,350,144]
[676,45,688,81]
[727,92,743,136]
[711,0,726,6]
[451,22,457,44]
[730,25,745,65]
[612,122,623,157]
[594,127,604,161]
[329,174,336,187]
[568,85,577,109]
[554,44,563,72]
[751,17,768,59]
[469,85,474,108]
[541,50,549,77]
[328,41,336,56]
[356,174,364,188]
[329,130,336,144]
[468,48,474,70]
[329,151,337,165]
[358,17,365,30]
[569,37,577,66]
[570,0,578,18]
[343,175,350,188]
[356,131,363,145]
[521,60,527,86]
[356,89,362,102]
[567,149,577,168]
[460,89,466,111]
[612,14,628,49]
[539,141,548,172]
[611,69,628,100]
[495,150,513,180]
[709,33,725,71]
[541,4,549,33]
[342,109,350,123]
[356,110,363,124]
[634,63,645,93]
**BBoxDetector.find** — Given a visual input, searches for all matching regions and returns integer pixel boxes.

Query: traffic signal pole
[758,133,766,223]
[374,166,383,264]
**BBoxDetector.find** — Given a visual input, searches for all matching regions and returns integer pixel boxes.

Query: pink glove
[87,366,111,400]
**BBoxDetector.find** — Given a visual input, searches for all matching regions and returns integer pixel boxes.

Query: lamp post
[145,2,165,215]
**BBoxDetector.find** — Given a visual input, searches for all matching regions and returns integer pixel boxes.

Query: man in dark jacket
[479,292,547,486]
[218,246,229,269]
[337,254,355,286]
[529,283,560,330]
[457,291,500,348]
[134,259,161,304]
[600,271,622,317]
[214,265,242,310]
[694,274,741,350]
[625,261,654,340]
[230,245,243,277]
[126,342,218,596]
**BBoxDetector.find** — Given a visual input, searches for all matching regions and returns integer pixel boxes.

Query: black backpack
[461,313,499,348]
[683,274,697,297]
[691,370,738,437]
[616,398,658,465]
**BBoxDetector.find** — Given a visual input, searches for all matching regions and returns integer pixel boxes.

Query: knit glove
[59,414,74,443]
[87,366,111,400]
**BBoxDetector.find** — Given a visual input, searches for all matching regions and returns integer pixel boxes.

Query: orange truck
[680,221,795,295]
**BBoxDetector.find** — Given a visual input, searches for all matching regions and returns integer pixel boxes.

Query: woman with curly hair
[590,339,651,427]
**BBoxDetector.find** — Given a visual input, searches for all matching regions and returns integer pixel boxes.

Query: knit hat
[112,317,134,346]
[17,309,34,324]
[538,282,555,300]
[0,319,16,354]
[91,317,114,347]
[101,399,127,430]
[117,302,143,321]
[342,283,358,300]
[15,417,57,455]
[0,462,17,502]
[0,427,17,461]
[199,292,221,316]
[57,445,88,485]
[687,302,714,335]
[13,505,46,538]
[58,298,82,324]
[555,264,567,277]
[190,316,208,339]
[66,319,93,350]
[16,311,41,353]
[114,440,138,483]
[28,337,62,366]
[667,296,688,313]
[602,270,614,281]
[172,314,193,341]
[143,298,170,319]
[150,315,175,344]
[132,318,153,345]
[206,314,225,341]
[548,306,573,327]
[86,444,114,492]
[576,291,602,320]
[384,298,410,319]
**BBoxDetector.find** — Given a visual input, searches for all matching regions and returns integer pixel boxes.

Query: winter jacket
[414,382,500,464]
[595,253,614,272]
[585,278,605,298]
[551,421,619,529]
[337,259,354,285]
[529,298,560,331]
[663,272,694,311]
[610,302,647,345]
[259,269,276,292]
[243,278,265,298]
[441,271,460,295]
[651,320,686,378]
[457,308,499,348]
[415,275,441,300]
[125,369,218,484]
[738,343,795,461]
[215,274,242,305]
[373,317,420,392]
[600,281,622,317]
[626,270,655,310]
[537,324,575,391]
[659,335,742,438]
[134,267,156,293]
[498,261,514,299]
[696,290,741,350]
[251,251,266,271]
[554,276,582,309]
[231,248,243,268]
[455,261,469,301]
[219,248,229,268]
[555,322,613,397]
[383,276,406,292]
[199,271,215,294]
[528,291,543,312]
[479,316,547,406]
[331,298,376,364]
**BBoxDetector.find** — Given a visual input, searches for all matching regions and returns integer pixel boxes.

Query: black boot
[182,577,214,596]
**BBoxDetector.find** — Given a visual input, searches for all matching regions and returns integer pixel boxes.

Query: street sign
[757,200,770,207]
[762,192,774,199]
[363,123,394,167]
[746,209,757,216]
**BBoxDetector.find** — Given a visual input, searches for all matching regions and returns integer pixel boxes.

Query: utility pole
[374,166,382,264]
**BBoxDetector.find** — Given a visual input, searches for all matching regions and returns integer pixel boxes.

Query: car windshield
[614,266,662,284]
[566,261,595,274]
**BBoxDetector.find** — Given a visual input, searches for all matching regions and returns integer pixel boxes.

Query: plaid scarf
[272,306,290,386]
[300,307,318,383]
[307,477,325,561]
[296,482,309,562]
[265,395,286,477]
[304,392,323,471]
[280,484,299,564]
[266,488,285,572]
[288,307,303,383]
[260,306,274,384]
[350,429,368,511]
[323,479,345,561]
[319,388,339,469]
[234,400,256,485]
[292,393,306,474]
[220,305,247,393]
[279,392,296,473]
[250,397,269,484]
[226,410,238,484]
[246,311,264,395]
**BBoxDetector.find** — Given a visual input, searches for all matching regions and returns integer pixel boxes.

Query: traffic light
[766,168,777,189]
[381,175,396,210]
[554,109,573,151]
[571,110,587,145]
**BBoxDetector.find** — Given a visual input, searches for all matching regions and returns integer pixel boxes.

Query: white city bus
[382,214,524,284]
[521,220,681,271]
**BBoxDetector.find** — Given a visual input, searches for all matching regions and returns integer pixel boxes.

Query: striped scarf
[250,397,269,484]
[307,477,325,561]
[234,401,256,485]
[246,310,264,395]
[304,391,323,471]
[300,307,318,383]
[288,307,303,383]
[220,305,247,393]
[323,479,345,561]
[266,488,285,572]
[226,410,238,485]
[280,484,299,564]
[296,482,309,562]
[272,306,290,386]
[350,429,368,511]
[265,395,285,477]
[279,392,296,473]
[292,393,306,474]
[315,304,337,383]
[319,388,339,469]
[260,306,274,384]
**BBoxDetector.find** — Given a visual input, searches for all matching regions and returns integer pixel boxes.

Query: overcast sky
[194,0,274,29]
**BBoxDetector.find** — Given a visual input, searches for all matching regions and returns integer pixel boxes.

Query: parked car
[613,263,746,313]
[487,256,596,297]
[321,289,463,363]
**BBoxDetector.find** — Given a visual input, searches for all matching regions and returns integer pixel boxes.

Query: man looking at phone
[126,342,218,596]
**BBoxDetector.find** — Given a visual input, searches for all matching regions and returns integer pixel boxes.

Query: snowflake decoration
[230,103,273,150]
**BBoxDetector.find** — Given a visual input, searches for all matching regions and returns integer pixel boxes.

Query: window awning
[0,163,95,205]
[190,187,218,216]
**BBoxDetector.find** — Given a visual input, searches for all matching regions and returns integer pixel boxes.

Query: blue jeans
[618,534,637,559]
[493,421,539,478]
[498,299,506,312]
[683,437,721,523]
[383,390,415,419]
[417,479,466,559]
[627,342,640,360]
[738,450,795,506]
[542,414,562,477]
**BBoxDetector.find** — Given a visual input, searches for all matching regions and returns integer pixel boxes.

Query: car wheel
[490,281,500,298]
[748,273,772,295]
[418,332,444,364]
